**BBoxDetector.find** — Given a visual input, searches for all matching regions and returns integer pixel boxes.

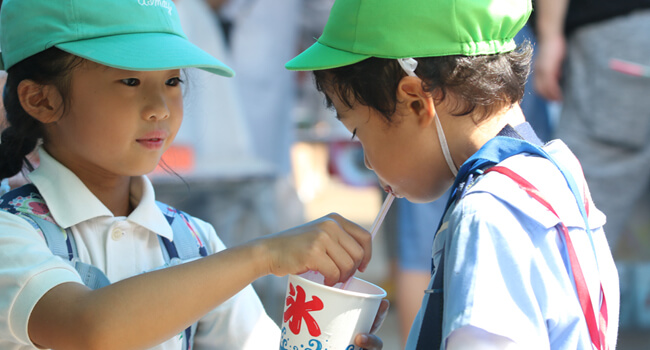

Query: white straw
[369,193,395,239]
[341,193,395,289]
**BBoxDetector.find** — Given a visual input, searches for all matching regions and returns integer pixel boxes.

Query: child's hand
[255,213,372,286]
[354,299,390,349]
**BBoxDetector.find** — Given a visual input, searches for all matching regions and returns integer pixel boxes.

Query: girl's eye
[166,77,184,86]
[350,128,358,140]
[121,78,140,86]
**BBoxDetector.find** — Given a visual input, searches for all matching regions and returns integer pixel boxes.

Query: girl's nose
[142,93,170,121]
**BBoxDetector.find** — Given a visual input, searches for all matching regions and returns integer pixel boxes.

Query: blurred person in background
[535,0,650,253]
[211,0,306,247]
[169,0,306,324]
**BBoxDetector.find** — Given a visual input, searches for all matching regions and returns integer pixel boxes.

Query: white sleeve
[447,326,519,350]
[0,211,82,347]
[189,217,281,350]
[193,286,281,350]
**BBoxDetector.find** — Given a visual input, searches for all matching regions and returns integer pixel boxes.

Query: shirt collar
[466,140,606,230]
[28,148,174,240]
[128,175,174,240]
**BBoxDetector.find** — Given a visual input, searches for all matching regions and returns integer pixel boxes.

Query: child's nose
[142,93,170,121]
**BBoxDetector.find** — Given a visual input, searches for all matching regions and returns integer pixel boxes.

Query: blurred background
[2,0,646,348]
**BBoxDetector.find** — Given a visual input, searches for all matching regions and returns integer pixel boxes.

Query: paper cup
[280,272,386,350]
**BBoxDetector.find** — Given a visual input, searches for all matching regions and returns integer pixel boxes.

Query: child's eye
[350,128,358,140]
[166,77,184,86]
[121,78,140,86]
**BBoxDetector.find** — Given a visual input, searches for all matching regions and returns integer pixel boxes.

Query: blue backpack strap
[416,248,446,349]
[156,201,209,350]
[156,201,209,261]
[28,214,74,260]
[0,184,111,290]
[2,187,206,348]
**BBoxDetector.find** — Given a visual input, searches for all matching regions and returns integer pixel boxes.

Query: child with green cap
[0,0,387,349]
[286,0,619,349]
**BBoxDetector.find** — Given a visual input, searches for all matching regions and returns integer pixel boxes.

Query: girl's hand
[254,213,372,286]
[354,299,390,349]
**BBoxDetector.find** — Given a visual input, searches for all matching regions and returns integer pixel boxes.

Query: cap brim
[57,32,234,77]
[286,41,370,71]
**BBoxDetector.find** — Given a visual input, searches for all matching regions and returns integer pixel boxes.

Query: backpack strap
[0,178,10,196]
[156,201,209,350]
[0,185,111,290]
[156,201,208,261]
[416,246,446,349]
[25,214,110,289]
[1,186,208,349]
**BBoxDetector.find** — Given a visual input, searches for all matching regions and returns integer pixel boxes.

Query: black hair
[0,47,84,180]
[314,41,533,123]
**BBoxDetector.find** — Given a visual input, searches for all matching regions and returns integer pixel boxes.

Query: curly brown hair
[314,41,533,123]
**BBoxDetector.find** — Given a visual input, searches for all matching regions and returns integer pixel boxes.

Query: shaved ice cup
[280,271,386,350]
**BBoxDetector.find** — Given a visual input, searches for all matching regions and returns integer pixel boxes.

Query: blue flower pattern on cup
[280,326,360,350]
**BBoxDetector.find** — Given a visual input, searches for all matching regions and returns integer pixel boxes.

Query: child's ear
[17,80,64,123]
[396,76,436,127]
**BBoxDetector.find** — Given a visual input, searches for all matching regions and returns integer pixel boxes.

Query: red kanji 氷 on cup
[280,272,386,350]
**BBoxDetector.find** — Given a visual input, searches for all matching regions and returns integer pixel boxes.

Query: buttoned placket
[110,226,125,241]
[105,220,136,281]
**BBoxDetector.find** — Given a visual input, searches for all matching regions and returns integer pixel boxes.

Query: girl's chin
[135,161,165,177]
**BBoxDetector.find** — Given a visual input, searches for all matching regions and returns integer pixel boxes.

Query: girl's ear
[17,80,64,123]
[396,76,437,127]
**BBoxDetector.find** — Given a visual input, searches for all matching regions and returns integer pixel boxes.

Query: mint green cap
[286,0,532,71]
[0,0,234,77]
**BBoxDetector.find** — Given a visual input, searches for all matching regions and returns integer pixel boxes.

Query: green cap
[286,0,532,71]
[0,0,234,77]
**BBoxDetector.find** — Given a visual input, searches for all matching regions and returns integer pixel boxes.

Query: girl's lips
[136,138,165,149]
[136,131,168,150]
[138,130,169,140]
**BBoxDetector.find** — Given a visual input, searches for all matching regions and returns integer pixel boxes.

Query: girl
[286,0,619,349]
[0,0,386,349]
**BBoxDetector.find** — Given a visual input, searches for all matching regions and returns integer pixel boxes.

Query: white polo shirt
[0,149,280,349]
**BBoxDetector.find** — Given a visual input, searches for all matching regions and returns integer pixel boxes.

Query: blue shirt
[405,140,619,349]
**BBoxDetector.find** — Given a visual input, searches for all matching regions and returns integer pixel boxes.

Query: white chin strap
[434,112,458,176]
[397,58,458,176]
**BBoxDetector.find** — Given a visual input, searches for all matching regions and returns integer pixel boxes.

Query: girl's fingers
[262,213,372,283]
[333,228,366,273]
[324,243,356,285]
[305,219,352,284]
[311,253,340,285]
[313,215,369,283]
[325,213,373,271]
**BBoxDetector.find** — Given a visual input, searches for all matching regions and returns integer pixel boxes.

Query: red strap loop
[485,166,608,350]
